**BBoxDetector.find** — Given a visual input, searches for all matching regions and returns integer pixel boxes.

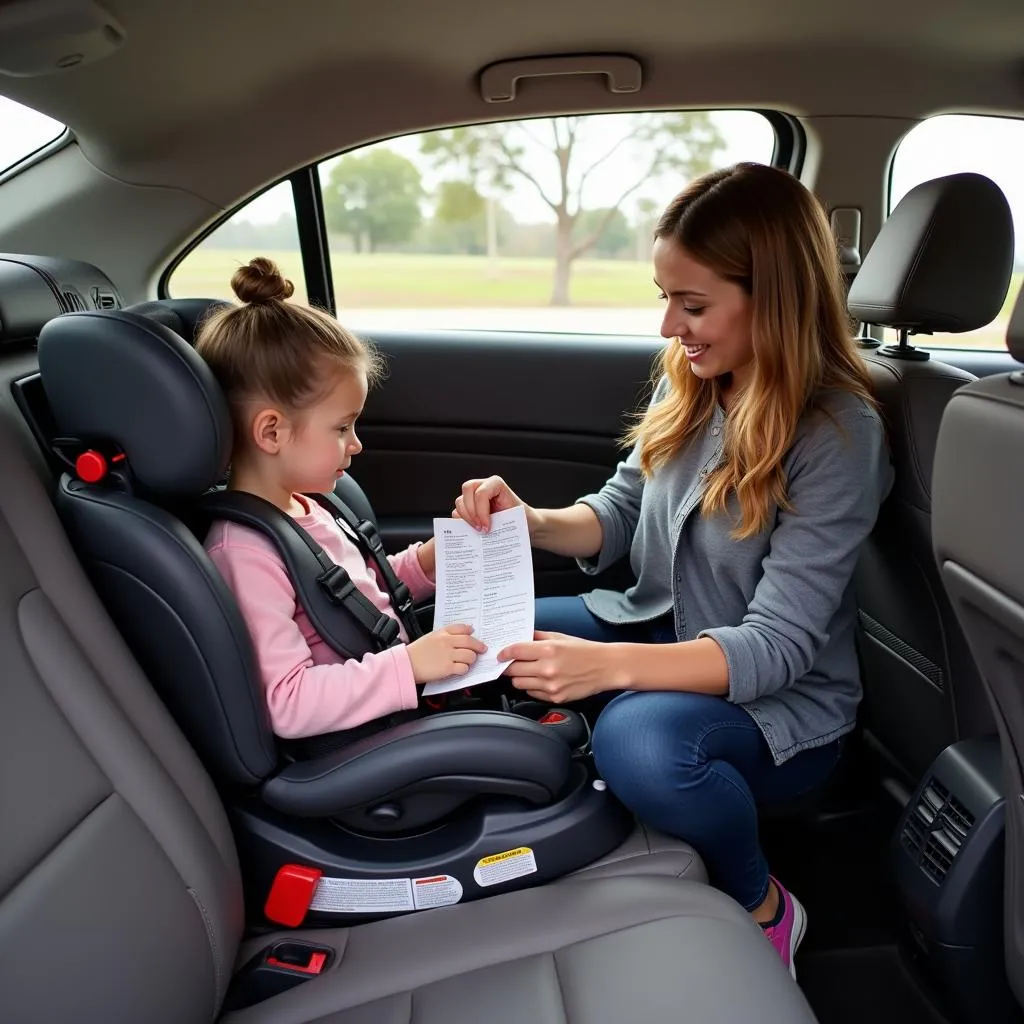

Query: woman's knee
[592,691,719,798]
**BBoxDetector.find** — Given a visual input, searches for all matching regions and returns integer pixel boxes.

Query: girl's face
[257,370,367,496]
[653,237,755,393]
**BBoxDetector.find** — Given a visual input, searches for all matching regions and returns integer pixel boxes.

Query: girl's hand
[454,476,534,533]
[408,624,486,684]
[498,631,621,703]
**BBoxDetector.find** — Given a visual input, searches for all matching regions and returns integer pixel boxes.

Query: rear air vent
[901,778,977,885]
[61,289,86,312]
[91,287,119,309]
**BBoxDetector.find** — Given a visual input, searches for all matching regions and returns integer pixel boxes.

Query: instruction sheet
[423,505,535,696]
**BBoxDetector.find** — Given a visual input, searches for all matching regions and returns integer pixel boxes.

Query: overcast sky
[2,98,1022,255]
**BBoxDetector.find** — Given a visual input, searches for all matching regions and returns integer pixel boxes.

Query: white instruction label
[306,874,465,914]
[473,847,538,888]
[412,874,464,909]
[309,876,414,914]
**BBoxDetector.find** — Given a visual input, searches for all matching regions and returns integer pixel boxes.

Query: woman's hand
[453,477,603,559]
[498,631,624,703]
[454,476,536,533]
[407,624,486,684]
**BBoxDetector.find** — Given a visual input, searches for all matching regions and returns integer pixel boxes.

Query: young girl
[197,257,485,740]
[455,163,894,976]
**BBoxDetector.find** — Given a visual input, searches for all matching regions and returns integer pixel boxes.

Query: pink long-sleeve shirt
[205,494,434,739]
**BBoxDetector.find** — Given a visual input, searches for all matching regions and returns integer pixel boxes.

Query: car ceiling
[0,0,1022,300]
[2,0,1024,207]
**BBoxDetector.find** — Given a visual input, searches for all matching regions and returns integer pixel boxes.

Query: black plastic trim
[290,167,336,313]
[758,108,804,175]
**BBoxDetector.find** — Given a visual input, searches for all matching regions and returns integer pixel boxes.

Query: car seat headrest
[38,310,232,495]
[848,172,1014,334]
[124,297,230,345]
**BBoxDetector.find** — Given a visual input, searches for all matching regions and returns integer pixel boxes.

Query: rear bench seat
[0,256,816,1022]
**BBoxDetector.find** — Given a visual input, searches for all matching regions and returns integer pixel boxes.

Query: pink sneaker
[762,876,807,979]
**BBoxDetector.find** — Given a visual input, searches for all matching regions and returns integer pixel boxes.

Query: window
[0,95,63,174]
[168,181,306,302]
[318,112,776,335]
[888,114,1024,350]
[166,111,777,332]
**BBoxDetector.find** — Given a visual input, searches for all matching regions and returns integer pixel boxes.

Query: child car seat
[37,308,635,927]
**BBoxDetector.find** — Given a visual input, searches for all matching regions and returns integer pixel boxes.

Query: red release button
[538,711,568,725]
[75,450,108,484]
[264,864,323,927]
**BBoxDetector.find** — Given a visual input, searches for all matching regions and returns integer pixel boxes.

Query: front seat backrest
[847,172,1014,787]
[932,286,1024,1008]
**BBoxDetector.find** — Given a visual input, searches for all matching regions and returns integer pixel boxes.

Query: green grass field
[170,248,1022,350]
[172,249,666,307]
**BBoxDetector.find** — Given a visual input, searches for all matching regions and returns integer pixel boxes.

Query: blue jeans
[535,596,843,909]
[535,594,677,643]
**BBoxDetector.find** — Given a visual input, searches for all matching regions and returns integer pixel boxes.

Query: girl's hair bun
[231,256,295,305]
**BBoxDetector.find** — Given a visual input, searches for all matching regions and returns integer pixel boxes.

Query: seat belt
[306,491,424,641]
[199,490,402,659]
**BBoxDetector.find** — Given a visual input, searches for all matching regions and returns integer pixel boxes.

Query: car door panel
[356,331,662,598]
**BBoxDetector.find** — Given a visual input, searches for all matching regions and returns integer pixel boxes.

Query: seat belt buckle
[222,938,335,1012]
[355,518,385,554]
[318,564,356,604]
[265,947,329,975]
[392,581,413,613]
[264,863,323,927]
[371,613,401,647]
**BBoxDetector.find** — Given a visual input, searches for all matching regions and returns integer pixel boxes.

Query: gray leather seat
[847,172,1013,789]
[0,370,812,1020]
[932,287,1024,1009]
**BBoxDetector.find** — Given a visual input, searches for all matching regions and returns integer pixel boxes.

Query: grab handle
[479,54,643,103]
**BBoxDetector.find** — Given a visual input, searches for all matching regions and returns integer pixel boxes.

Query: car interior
[2,1,1024,1022]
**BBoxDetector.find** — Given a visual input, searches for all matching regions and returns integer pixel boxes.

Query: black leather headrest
[848,172,1014,334]
[124,297,229,344]
[38,310,232,495]
[1008,285,1024,364]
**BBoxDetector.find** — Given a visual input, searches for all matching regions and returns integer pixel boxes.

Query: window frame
[159,108,802,315]
[0,125,70,186]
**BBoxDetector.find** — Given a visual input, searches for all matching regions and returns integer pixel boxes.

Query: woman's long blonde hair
[627,162,876,539]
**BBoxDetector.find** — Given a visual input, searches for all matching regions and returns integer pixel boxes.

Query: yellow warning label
[478,847,530,866]
[474,846,537,887]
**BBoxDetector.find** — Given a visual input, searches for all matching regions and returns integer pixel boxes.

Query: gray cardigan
[578,380,893,765]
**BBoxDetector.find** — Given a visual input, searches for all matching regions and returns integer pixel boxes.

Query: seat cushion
[564,820,706,883]
[226,877,814,1024]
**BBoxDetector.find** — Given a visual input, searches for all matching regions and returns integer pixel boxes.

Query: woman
[454,162,893,977]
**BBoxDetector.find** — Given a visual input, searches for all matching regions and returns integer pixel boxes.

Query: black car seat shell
[848,172,1014,789]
